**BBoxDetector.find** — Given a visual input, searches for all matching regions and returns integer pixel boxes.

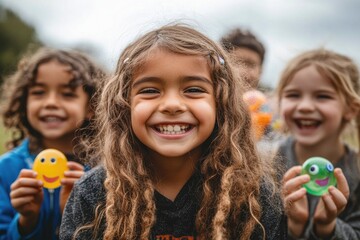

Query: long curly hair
[0,47,106,153]
[77,24,279,239]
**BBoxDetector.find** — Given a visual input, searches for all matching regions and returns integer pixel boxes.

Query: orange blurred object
[243,90,272,140]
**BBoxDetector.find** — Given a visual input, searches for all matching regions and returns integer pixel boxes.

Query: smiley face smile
[42,175,60,183]
[315,177,329,187]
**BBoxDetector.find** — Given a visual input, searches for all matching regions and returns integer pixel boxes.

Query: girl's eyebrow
[282,87,297,92]
[283,86,336,92]
[132,75,212,88]
[182,76,213,85]
[30,82,74,89]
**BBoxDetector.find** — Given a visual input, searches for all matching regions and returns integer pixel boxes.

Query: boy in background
[220,27,266,89]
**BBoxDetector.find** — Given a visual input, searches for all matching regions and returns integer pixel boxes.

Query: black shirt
[60,166,287,239]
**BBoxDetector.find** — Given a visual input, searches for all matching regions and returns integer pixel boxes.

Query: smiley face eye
[326,163,334,172]
[50,158,56,163]
[309,165,319,175]
[40,158,45,163]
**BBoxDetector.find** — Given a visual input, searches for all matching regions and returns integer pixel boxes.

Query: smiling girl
[276,48,360,239]
[60,24,286,240]
[0,48,105,240]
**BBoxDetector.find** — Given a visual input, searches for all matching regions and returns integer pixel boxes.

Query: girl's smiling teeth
[295,119,321,129]
[41,116,64,122]
[154,124,193,135]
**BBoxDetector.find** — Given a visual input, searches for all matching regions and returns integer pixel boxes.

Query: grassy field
[0,122,11,155]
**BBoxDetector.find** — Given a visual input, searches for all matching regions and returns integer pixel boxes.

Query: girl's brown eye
[63,92,76,97]
[185,87,205,93]
[139,88,159,94]
[29,90,45,95]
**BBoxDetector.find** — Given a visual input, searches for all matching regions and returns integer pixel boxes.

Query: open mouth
[154,124,193,135]
[40,116,65,123]
[43,175,59,183]
[295,119,320,129]
[315,177,329,187]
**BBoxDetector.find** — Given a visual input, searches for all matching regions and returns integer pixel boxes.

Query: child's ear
[344,105,359,121]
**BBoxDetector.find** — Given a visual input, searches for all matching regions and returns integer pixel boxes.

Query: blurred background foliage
[0,6,42,85]
[0,6,42,154]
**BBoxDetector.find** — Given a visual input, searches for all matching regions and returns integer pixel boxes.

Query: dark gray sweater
[277,137,360,240]
[60,166,287,239]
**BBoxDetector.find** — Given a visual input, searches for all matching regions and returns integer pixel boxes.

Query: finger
[61,179,76,187]
[11,178,43,191]
[328,186,348,213]
[67,161,84,171]
[285,188,307,203]
[319,194,338,220]
[64,170,84,179]
[283,175,310,197]
[16,169,39,180]
[11,195,35,207]
[283,166,302,182]
[10,186,42,199]
[334,168,350,199]
[61,177,82,186]
[284,188,307,211]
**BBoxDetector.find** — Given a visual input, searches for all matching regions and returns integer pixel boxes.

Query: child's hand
[313,168,349,238]
[60,161,85,212]
[10,169,43,234]
[282,166,310,237]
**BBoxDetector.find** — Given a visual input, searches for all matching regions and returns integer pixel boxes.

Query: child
[276,48,360,239]
[60,24,286,240]
[220,27,266,89]
[0,47,105,239]
[220,28,281,147]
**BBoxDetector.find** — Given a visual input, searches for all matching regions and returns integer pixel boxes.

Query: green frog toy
[301,157,337,196]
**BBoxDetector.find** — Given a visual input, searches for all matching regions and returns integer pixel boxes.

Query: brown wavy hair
[0,47,106,153]
[77,24,279,239]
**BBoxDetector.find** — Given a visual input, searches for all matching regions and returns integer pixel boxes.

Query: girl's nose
[44,92,59,108]
[159,93,187,115]
[297,97,315,112]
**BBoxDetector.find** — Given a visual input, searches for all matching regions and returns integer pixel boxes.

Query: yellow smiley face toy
[33,149,68,189]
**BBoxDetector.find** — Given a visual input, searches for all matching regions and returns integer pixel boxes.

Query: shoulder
[0,139,31,163]
[257,182,287,239]
[0,140,33,182]
[73,165,106,202]
[258,181,282,210]
[338,146,360,191]
[274,137,298,170]
[341,146,359,168]
[77,165,106,185]
[276,137,294,156]
[0,142,33,192]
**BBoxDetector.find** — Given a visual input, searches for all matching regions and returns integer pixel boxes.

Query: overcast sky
[1,0,359,88]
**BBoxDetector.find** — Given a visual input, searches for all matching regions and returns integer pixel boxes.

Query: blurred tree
[0,6,41,85]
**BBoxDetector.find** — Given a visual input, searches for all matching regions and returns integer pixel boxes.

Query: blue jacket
[0,139,62,240]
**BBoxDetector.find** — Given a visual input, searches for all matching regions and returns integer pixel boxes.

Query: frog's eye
[309,165,319,175]
[326,163,334,172]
